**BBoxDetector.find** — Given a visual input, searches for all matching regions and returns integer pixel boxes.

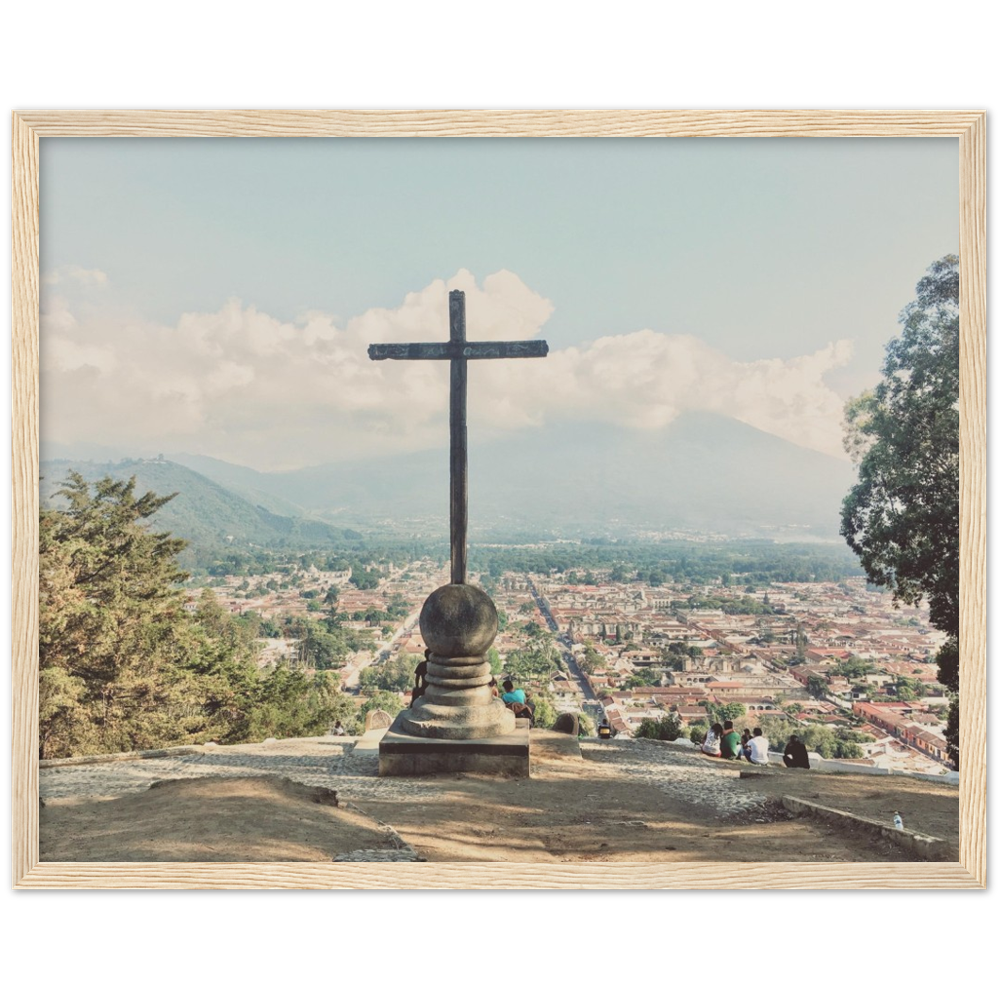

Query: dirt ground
[737,765,960,842]
[39,776,398,862]
[346,739,958,863]
[39,737,959,864]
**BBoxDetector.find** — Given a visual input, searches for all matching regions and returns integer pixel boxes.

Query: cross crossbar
[368,340,548,361]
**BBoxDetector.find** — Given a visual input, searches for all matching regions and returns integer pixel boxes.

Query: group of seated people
[701,721,770,764]
[701,721,810,768]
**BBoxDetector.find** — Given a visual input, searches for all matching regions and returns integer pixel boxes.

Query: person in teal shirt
[501,679,526,704]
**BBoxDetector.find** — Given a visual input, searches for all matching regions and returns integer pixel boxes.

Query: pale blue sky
[39,137,958,467]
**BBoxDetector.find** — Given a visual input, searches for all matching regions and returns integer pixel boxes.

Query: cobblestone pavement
[41,735,767,818]
[39,738,440,805]
[581,739,768,817]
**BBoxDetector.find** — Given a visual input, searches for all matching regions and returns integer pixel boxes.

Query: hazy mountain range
[42,413,856,553]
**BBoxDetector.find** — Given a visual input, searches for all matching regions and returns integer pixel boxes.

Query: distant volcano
[158,412,854,541]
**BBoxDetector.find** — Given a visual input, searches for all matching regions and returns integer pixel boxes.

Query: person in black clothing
[411,650,430,703]
[783,734,810,769]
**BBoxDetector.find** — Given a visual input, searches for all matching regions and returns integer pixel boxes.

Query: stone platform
[378,715,530,777]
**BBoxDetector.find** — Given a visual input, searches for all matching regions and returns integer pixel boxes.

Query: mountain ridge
[40,457,359,563]
[43,413,855,544]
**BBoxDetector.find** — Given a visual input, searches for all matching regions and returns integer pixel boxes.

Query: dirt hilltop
[39,734,959,864]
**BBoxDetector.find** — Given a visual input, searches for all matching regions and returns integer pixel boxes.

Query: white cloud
[469,328,852,457]
[40,268,852,468]
[42,265,109,287]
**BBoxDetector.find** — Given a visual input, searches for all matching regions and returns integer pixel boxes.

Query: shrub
[634,714,684,742]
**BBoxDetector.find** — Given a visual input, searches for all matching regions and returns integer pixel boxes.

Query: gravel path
[39,738,443,804]
[41,735,769,819]
[581,739,768,817]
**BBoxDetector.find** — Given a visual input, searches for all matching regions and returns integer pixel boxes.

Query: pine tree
[39,473,362,757]
[39,474,204,756]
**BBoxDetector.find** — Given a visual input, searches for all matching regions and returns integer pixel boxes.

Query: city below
[192,556,952,775]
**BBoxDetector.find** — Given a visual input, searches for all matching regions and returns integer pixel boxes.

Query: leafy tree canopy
[359,689,405,720]
[359,654,418,694]
[634,714,685,742]
[841,255,958,634]
[840,255,959,764]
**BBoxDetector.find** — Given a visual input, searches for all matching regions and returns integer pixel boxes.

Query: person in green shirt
[720,720,742,759]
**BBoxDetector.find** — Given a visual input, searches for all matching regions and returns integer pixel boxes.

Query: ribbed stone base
[400,695,516,741]
[379,715,530,777]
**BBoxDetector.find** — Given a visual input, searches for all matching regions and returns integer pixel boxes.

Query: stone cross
[368,290,548,583]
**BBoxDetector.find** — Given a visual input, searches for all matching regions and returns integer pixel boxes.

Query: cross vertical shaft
[449,290,468,584]
[367,288,547,589]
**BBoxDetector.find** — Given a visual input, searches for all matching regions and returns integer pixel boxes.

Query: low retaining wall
[781,795,954,861]
[780,755,958,785]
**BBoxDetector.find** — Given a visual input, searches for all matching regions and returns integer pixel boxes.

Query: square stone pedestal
[378,715,530,777]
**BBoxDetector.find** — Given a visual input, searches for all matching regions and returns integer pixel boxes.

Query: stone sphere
[419,583,499,658]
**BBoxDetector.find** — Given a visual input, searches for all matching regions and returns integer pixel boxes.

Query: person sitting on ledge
[701,722,724,757]
[501,679,526,705]
[411,653,429,703]
[782,734,810,769]
[745,727,770,765]
[597,717,613,739]
[507,701,535,727]
[720,720,741,759]
[523,689,537,723]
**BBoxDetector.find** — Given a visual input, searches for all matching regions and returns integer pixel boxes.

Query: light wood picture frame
[11,109,986,889]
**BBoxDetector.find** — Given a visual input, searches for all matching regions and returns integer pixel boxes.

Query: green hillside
[41,457,357,565]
